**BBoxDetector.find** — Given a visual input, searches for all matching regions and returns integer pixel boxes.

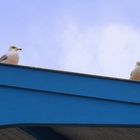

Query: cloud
[58,20,140,79]
[3,13,139,80]
[98,24,140,78]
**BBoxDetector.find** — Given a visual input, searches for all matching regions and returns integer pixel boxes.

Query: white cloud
[5,16,139,80]
[58,21,140,79]
[59,21,100,74]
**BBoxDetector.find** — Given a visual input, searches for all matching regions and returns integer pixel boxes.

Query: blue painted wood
[0,64,140,127]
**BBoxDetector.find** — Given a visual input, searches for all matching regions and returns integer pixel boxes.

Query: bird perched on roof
[0,46,22,65]
[130,61,140,81]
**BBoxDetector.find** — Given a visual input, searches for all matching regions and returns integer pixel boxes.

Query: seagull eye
[11,46,16,49]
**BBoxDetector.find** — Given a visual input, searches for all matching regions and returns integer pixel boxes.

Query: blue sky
[0,0,140,79]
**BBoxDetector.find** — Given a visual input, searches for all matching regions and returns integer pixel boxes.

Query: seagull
[130,61,140,81]
[0,46,22,65]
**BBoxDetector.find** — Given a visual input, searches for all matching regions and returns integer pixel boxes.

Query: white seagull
[130,61,140,81]
[0,46,22,65]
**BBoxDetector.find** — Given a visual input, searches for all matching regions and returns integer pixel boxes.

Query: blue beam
[0,64,140,127]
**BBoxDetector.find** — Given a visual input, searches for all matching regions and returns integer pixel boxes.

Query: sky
[0,0,140,79]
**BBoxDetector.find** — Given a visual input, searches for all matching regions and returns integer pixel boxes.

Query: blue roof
[0,64,140,127]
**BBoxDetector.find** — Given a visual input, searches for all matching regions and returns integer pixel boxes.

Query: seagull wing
[0,54,8,62]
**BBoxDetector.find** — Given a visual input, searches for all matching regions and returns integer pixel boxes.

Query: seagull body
[130,62,140,81]
[0,46,22,65]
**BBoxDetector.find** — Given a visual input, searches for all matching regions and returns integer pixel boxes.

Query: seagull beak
[17,48,22,51]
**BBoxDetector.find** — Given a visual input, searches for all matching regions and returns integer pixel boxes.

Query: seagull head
[136,61,140,66]
[8,46,22,52]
